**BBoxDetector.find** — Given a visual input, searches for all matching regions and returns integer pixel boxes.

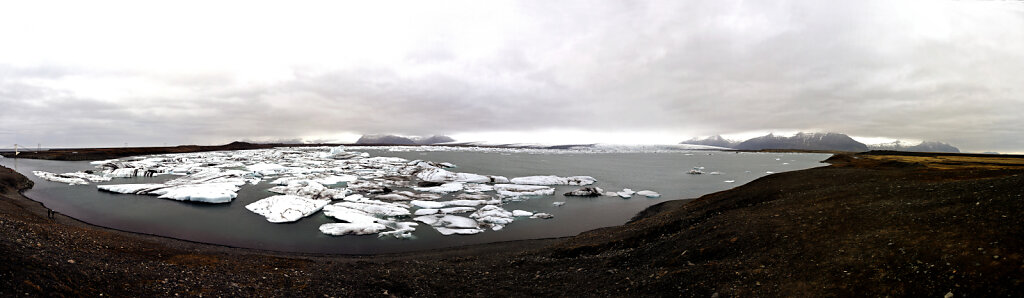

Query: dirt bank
[2,153,1023,296]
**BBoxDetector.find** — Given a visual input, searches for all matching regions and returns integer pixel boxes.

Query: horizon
[2,1,1022,154]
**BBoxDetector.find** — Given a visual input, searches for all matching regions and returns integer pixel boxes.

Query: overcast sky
[1,1,1022,153]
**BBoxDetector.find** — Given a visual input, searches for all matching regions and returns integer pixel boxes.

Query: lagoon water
[1,149,829,254]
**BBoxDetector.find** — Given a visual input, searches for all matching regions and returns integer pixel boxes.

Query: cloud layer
[1,1,1022,152]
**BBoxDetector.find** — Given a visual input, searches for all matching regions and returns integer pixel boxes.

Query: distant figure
[47,209,55,219]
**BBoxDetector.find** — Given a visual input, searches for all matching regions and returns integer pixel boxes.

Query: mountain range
[354,134,455,145]
[682,133,960,153]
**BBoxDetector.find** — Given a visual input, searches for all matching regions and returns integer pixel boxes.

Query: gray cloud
[1,1,1022,152]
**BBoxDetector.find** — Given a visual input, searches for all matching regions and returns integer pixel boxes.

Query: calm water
[0,150,829,254]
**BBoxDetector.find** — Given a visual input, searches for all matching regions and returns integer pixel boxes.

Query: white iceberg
[246,195,329,223]
[493,184,555,197]
[531,213,554,219]
[509,175,596,186]
[150,183,240,203]
[413,182,464,193]
[98,183,168,194]
[414,215,483,235]
[617,188,636,199]
[470,205,515,231]
[512,210,534,217]
[636,190,661,198]
[33,171,89,185]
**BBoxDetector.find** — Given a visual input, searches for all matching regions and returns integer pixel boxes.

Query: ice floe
[493,184,555,197]
[636,190,661,198]
[509,175,596,186]
[564,186,604,197]
[246,195,330,223]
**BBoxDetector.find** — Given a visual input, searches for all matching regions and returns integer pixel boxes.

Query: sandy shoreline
[3,152,1024,296]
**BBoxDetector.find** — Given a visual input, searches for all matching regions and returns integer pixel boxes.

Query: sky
[1,1,1022,153]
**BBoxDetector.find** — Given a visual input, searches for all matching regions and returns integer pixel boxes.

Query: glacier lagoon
[1,147,829,254]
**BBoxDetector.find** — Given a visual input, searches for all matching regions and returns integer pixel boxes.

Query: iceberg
[330,200,410,217]
[493,184,555,197]
[415,167,491,183]
[636,190,661,198]
[531,213,554,219]
[245,195,329,223]
[564,186,604,197]
[150,183,240,203]
[413,182,464,193]
[33,171,89,185]
[470,205,515,231]
[512,210,534,217]
[414,214,483,235]
[552,202,566,207]
[98,183,168,194]
[616,188,636,199]
[510,175,596,186]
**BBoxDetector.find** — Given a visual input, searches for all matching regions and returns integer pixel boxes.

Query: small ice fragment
[564,187,604,197]
[724,180,736,183]
[414,208,440,216]
[552,202,566,207]
[512,210,534,217]
[636,190,661,198]
[531,213,554,219]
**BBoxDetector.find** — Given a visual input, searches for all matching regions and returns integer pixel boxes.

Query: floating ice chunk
[488,176,510,184]
[331,201,410,217]
[267,180,349,200]
[604,192,619,197]
[446,199,488,207]
[33,171,88,185]
[411,200,446,209]
[766,171,775,174]
[414,208,440,216]
[247,163,292,175]
[378,221,418,239]
[724,180,736,183]
[90,159,120,165]
[471,205,515,231]
[414,215,483,235]
[60,171,112,182]
[342,194,366,201]
[246,195,329,223]
[434,227,484,235]
[319,222,387,236]
[552,202,566,207]
[150,183,240,203]
[462,183,494,193]
[456,193,491,200]
[494,184,555,197]
[440,207,477,214]
[375,193,413,201]
[104,168,150,178]
[413,182,464,193]
[708,172,722,175]
[415,167,491,183]
[510,175,596,186]
[98,183,168,194]
[531,213,554,219]
[564,187,604,197]
[636,190,661,198]
[313,174,358,185]
[512,210,534,217]
[617,188,636,199]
